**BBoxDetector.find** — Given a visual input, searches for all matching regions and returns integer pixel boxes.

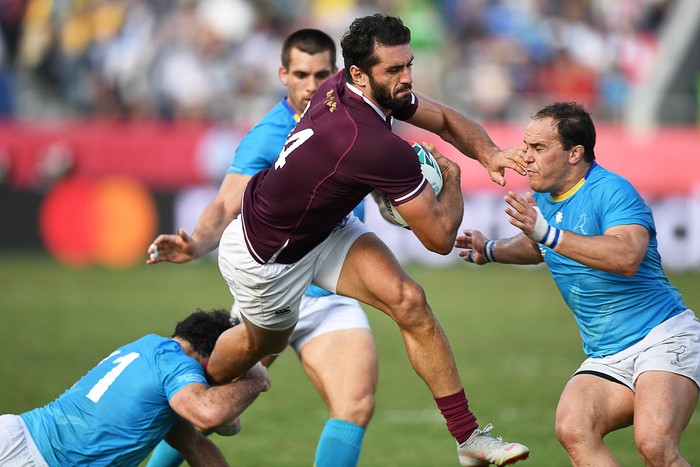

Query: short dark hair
[281,28,336,69]
[172,308,239,357]
[533,102,596,162]
[340,14,411,82]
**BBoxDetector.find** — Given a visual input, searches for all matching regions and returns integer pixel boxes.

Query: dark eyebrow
[525,141,547,149]
[385,56,414,73]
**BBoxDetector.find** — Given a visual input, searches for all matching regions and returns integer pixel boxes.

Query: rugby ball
[382,141,443,229]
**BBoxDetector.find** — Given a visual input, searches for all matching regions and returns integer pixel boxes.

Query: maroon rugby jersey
[241,71,427,264]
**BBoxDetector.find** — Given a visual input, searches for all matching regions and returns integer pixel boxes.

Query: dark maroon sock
[435,388,478,444]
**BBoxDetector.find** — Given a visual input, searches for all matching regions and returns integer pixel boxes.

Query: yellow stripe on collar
[552,177,586,202]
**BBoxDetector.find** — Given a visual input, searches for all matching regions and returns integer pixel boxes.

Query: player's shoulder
[250,99,296,132]
[135,334,186,358]
[136,333,172,345]
[306,78,346,120]
[299,85,357,142]
[588,163,637,193]
[234,100,296,163]
[149,337,204,380]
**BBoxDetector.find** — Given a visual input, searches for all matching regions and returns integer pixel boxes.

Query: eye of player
[314,70,333,80]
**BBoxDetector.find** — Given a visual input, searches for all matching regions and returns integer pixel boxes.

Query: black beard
[368,74,411,110]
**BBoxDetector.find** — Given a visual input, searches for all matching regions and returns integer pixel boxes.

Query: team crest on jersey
[573,213,588,234]
[324,90,337,113]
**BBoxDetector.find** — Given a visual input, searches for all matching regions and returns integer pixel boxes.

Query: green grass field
[1,251,698,466]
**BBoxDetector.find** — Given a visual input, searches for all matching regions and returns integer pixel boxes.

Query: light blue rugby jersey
[533,163,686,358]
[21,335,208,466]
[228,97,365,298]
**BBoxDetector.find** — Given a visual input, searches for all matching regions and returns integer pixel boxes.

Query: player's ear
[349,65,366,87]
[279,66,289,86]
[569,145,585,164]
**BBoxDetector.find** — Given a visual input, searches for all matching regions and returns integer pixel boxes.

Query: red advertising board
[1,121,698,196]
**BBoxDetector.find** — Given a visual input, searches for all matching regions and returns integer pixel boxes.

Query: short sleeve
[600,177,654,233]
[155,342,209,401]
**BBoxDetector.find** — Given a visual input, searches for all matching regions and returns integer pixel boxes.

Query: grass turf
[1,251,698,466]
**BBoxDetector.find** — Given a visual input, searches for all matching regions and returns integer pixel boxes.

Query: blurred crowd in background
[0,0,684,125]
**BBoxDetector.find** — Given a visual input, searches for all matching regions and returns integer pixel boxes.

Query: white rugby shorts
[219,214,370,330]
[0,414,49,466]
[232,293,371,353]
[575,309,700,392]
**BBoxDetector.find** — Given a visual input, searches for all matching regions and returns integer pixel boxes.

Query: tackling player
[0,309,269,466]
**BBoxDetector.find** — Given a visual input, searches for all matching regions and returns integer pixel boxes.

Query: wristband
[483,240,497,262]
[529,207,562,248]
[538,225,562,248]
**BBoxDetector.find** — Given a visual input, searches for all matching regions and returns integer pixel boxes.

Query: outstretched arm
[147,173,250,264]
[505,191,648,276]
[455,229,543,265]
[407,93,526,186]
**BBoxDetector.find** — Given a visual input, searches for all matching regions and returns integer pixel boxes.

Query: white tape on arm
[149,243,159,260]
[528,207,562,248]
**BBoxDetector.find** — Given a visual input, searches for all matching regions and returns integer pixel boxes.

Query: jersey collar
[281,97,300,122]
[551,162,598,202]
[346,82,392,126]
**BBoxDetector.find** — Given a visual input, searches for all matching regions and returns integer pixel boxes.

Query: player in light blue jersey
[0,309,270,467]
[457,102,700,466]
[147,29,376,467]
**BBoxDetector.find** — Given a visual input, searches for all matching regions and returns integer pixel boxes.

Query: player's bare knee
[635,432,680,466]
[388,279,430,326]
[333,394,375,427]
[353,393,375,426]
[554,410,585,448]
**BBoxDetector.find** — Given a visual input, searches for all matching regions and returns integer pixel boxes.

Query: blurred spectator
[0,0,27,118]
[0,0,685,125]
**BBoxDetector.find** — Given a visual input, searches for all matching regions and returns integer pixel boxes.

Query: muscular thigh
[634,371,698,439]
[335,232,415,316]
[295,295,378,403]
[557,374,635,434]
[632,322,700,435]
[299,327,378,406]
